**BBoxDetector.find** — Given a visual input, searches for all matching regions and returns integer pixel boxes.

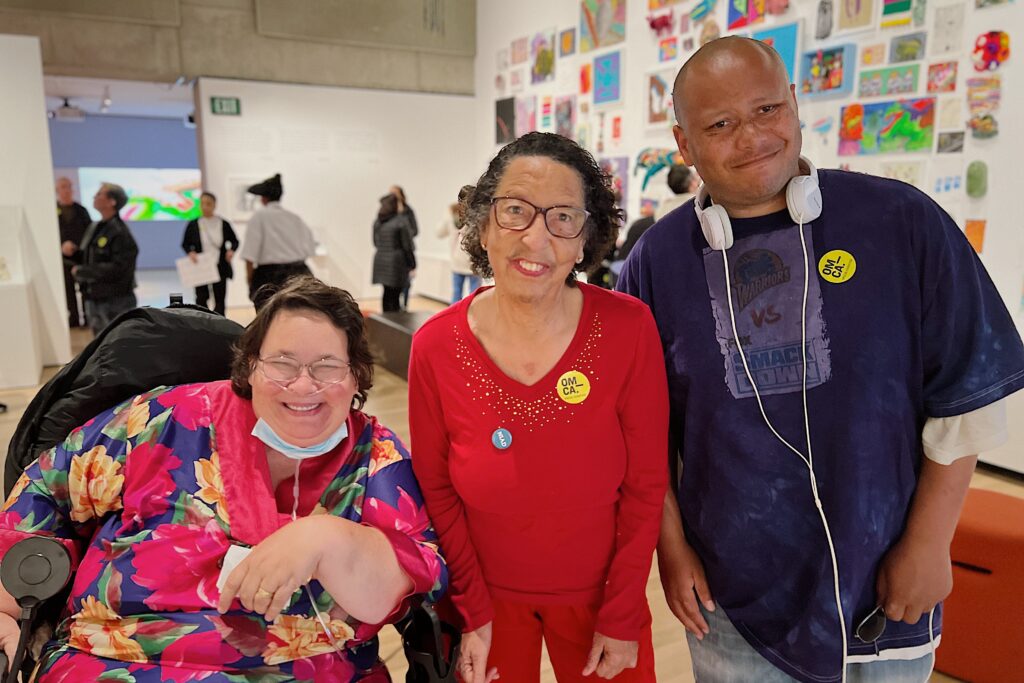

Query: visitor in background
[181,191,239,315]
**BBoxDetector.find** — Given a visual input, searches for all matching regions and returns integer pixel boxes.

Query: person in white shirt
[238,174,317,310]
[181,191,239,315]
[436,185,481,303]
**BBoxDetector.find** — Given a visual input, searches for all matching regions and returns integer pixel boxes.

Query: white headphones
[694,156,823,250]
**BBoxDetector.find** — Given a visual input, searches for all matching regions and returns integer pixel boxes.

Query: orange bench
[935,488,1024,683]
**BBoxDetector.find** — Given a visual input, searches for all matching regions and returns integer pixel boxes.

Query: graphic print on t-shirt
[703,224,832,399]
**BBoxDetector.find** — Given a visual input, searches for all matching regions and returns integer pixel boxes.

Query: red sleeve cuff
[374,525,441,596]
[595,599,650,642]
[451,590,494,633]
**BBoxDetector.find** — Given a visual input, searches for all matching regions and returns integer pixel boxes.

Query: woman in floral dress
[0,277,446,682]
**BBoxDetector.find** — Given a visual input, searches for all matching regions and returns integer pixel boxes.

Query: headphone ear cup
[786,175,823,223]
[700,204,734,250]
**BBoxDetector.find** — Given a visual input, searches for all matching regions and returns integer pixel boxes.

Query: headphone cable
[720,217,849,683]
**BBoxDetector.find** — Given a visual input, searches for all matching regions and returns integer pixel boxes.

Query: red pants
[485,597,656,683]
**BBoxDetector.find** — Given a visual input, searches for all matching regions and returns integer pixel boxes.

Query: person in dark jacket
[390,185,417,309]
[372,194,415,312]
[56,177,92,328]
[181,191,240,315]
[62,182,139,335]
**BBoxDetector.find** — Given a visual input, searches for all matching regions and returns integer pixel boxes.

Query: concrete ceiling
[44,75,193,119]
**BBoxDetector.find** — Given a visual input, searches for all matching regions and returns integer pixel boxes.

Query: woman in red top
[408,133,668,683]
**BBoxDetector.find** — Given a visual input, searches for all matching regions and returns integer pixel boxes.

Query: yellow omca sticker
[97,236,109,248]
[818,250,857,284]
[556,370,591,405]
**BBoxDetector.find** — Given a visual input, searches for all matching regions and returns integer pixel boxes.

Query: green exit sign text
[210,97,241,116]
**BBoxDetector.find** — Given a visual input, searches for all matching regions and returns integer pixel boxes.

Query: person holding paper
[0,277,446,681]
[182,191,239,315]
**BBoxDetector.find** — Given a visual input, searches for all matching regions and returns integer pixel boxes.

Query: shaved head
[673,37,790,128]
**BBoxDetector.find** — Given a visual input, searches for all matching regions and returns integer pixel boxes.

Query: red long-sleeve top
[408,284,668,641]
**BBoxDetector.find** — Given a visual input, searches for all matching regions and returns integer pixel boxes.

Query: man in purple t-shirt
[619,37,1024,682]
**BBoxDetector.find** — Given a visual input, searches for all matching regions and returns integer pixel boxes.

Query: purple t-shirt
[618,169,1024,683]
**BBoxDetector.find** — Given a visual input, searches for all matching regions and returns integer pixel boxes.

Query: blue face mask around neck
[251,418,349,460]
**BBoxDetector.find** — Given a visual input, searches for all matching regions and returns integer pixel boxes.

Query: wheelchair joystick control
[1,538,70,604]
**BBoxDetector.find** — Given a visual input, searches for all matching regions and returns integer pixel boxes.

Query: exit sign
[210,96,241,116]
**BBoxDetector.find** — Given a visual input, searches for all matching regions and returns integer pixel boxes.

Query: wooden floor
[2,297,1021,682]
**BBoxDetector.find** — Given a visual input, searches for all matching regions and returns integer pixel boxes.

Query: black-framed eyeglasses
[257,355,351,387]
[490,196,590,239]
[855,605,887,644]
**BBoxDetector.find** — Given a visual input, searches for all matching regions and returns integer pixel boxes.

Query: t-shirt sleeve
[408,331,495,632]
[915,193,1024,417]
[922,399,1008,464]
[301,219,317,259]
[238,214,263,263]
[597,305,669,641]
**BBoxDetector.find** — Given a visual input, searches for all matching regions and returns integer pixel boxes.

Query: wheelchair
[1,300,458,682]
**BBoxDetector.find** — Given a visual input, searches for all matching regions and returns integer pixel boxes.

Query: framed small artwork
[927,62,958,93]
[593,51,623,106]
[646,68,676,128]
[496,98,516,144]
[799,44,857,99]
[857,64,920,97]
[890,31,927,62]
[511,37,529,64]
[560,28,577,57]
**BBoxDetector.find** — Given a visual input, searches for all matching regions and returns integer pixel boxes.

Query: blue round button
[491,428,512,450]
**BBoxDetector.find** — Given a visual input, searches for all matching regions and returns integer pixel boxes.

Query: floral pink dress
[0,381,446,682]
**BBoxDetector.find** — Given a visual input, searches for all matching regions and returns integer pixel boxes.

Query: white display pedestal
[0,205,44,389]
[0,281,42,388]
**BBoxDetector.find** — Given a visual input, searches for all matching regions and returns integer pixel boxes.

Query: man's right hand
[61,240,76,257]
[0,612,19,670]
[459,622,499,683]
[658,488,715,639]
[659,537,714,639]
[188,252,199,264]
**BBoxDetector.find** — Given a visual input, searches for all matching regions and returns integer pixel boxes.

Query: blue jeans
[452,273,481,303]
[84,293,137,336]
[687,603,934,683]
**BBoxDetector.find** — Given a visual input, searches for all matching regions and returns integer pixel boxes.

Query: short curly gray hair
[460,133,622,284]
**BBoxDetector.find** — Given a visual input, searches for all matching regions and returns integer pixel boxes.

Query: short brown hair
[460,132,622,284]
[230,277,374,410]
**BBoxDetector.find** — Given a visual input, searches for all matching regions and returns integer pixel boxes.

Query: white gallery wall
[195,77,478,306]
[0,34,71,387]
[474,1,1022,472]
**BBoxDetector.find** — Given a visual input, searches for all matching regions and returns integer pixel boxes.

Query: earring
[575,255,584,264]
